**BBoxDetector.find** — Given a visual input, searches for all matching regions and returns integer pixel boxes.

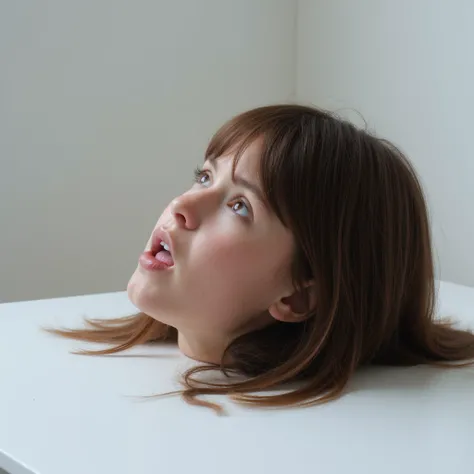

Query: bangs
[204,107,306,226]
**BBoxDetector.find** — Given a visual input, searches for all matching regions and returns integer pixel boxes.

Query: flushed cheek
[197,238,274,284]
[186,241,273,321]
[197,235,250,265]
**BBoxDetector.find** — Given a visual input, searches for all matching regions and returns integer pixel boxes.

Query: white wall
[3,1,473,302]
[297,0,474,287]
[0,0,297,302]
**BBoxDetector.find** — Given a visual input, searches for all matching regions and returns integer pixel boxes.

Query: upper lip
[150,228,174,257]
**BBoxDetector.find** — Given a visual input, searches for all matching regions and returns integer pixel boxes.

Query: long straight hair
[52,104,474,413]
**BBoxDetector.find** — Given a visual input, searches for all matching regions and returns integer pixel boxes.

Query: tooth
[159,241,170,252]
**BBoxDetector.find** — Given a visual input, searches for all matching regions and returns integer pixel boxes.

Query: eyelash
[193,166,252,219]
[193,166,209,185]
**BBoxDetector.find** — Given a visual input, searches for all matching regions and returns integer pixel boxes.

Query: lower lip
[139,251,174,271]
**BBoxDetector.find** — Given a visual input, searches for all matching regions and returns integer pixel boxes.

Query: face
[127,141,295,350]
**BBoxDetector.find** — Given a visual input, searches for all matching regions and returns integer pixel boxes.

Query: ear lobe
[268,283,316,323]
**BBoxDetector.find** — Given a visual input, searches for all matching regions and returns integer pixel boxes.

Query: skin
[127,141,306,364]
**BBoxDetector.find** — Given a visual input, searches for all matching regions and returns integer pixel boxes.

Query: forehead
[211,138,263,179]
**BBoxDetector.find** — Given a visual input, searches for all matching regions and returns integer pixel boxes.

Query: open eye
[193,167,211,186]
[193,166,253,219]
[229,200,250,218]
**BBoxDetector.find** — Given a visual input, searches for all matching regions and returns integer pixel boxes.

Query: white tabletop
[1,281,474,474]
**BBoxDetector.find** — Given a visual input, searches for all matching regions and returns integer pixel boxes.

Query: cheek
[193,233,288,294]
[198,234,258,270]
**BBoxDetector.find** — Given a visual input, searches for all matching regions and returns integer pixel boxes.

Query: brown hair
[51,104,474,413]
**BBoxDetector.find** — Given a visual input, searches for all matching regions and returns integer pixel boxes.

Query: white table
[1,282,474,474]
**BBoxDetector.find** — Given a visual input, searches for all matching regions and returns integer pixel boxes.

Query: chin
[127,273,143,309]
[126,269,170,322]
[127,270,154,314]
[126,274,139,306]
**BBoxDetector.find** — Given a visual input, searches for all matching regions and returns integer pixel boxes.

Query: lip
[150,227,174,258]
[138,227,175,272]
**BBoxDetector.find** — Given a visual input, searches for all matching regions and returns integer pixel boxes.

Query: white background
[1,0,473,302]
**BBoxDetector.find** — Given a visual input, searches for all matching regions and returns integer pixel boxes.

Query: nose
[171,186,221,230]
[170,193,201,230]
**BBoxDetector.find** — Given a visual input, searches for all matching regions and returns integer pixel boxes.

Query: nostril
[171,197,197,230]
[174,212,187,228]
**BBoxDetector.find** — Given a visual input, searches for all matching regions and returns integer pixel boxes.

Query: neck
[177,330,231,365]
[176,311,275,366]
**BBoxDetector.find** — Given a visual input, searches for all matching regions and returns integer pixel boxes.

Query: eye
[229,199,250,218]
[193,167,211,187]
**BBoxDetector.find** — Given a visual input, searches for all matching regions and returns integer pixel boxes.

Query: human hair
[51,104,474,413]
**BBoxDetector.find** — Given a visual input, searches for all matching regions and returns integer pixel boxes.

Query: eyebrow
[207,160,267,207]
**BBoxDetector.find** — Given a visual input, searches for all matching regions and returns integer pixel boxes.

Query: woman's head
[128,104,434,369]
[127,138,299,362]
[55,104,474,411]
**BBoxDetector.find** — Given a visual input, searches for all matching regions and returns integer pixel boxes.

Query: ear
[268,282,316,323]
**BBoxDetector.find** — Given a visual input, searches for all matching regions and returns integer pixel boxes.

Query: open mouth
[149,230,175,268]
[152,240,174,267]
[139,228,176,271]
